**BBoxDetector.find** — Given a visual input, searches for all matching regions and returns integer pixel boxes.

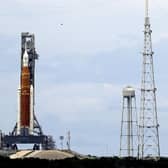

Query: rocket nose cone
[23,49,29,67]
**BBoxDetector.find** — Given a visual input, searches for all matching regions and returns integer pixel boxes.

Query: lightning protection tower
[120,86,138,157]
[66,131,71,151]
[138,0,160,160]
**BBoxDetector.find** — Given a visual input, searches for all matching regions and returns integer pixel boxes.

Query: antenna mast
[145,0,149,18]
[138,0,160,160]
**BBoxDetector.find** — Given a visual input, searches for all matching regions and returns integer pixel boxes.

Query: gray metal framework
[2,32,55,150]
[12,32,42,136]
[21,32,38,88]
[138,0,160,160]
[120,86,138,157]
[3,135,55,150]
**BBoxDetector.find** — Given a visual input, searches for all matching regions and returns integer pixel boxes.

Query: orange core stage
[20,66,30,127]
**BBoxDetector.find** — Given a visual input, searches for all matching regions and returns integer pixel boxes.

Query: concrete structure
[9,150,87,160]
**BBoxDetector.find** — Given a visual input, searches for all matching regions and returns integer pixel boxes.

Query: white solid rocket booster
[30,85,34,134]
[17,86,21,135]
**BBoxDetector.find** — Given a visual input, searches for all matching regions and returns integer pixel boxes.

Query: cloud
[35,81,124,155]
[36,83,122,121]
[0,0,144,56]
[0,0,168,156]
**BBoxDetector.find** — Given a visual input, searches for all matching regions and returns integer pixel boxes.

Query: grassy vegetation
[0,156,168,168]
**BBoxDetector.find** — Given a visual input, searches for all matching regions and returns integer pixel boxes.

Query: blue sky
[0,0,168,156]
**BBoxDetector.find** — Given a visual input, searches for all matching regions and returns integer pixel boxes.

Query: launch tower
[138,0,160,159]
[15,32,42,136]
[2,32,55,150]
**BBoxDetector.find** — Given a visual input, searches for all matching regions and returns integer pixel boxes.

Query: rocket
[17,47,34,135]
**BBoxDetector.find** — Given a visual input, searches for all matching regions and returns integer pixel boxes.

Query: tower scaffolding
[2,33,55,150]
[138,0,160,160]
[120,86,138,157]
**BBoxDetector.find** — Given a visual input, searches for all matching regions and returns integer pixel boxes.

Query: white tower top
[23,48,29,67]
[123,86,135,98]
[145,0,149,18]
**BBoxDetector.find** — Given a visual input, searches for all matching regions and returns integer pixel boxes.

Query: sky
[0,0,168,156]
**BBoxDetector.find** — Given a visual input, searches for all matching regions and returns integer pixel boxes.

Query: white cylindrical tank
[123,86,135,98]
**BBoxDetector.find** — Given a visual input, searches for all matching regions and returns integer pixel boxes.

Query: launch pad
[1,32,55,150]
